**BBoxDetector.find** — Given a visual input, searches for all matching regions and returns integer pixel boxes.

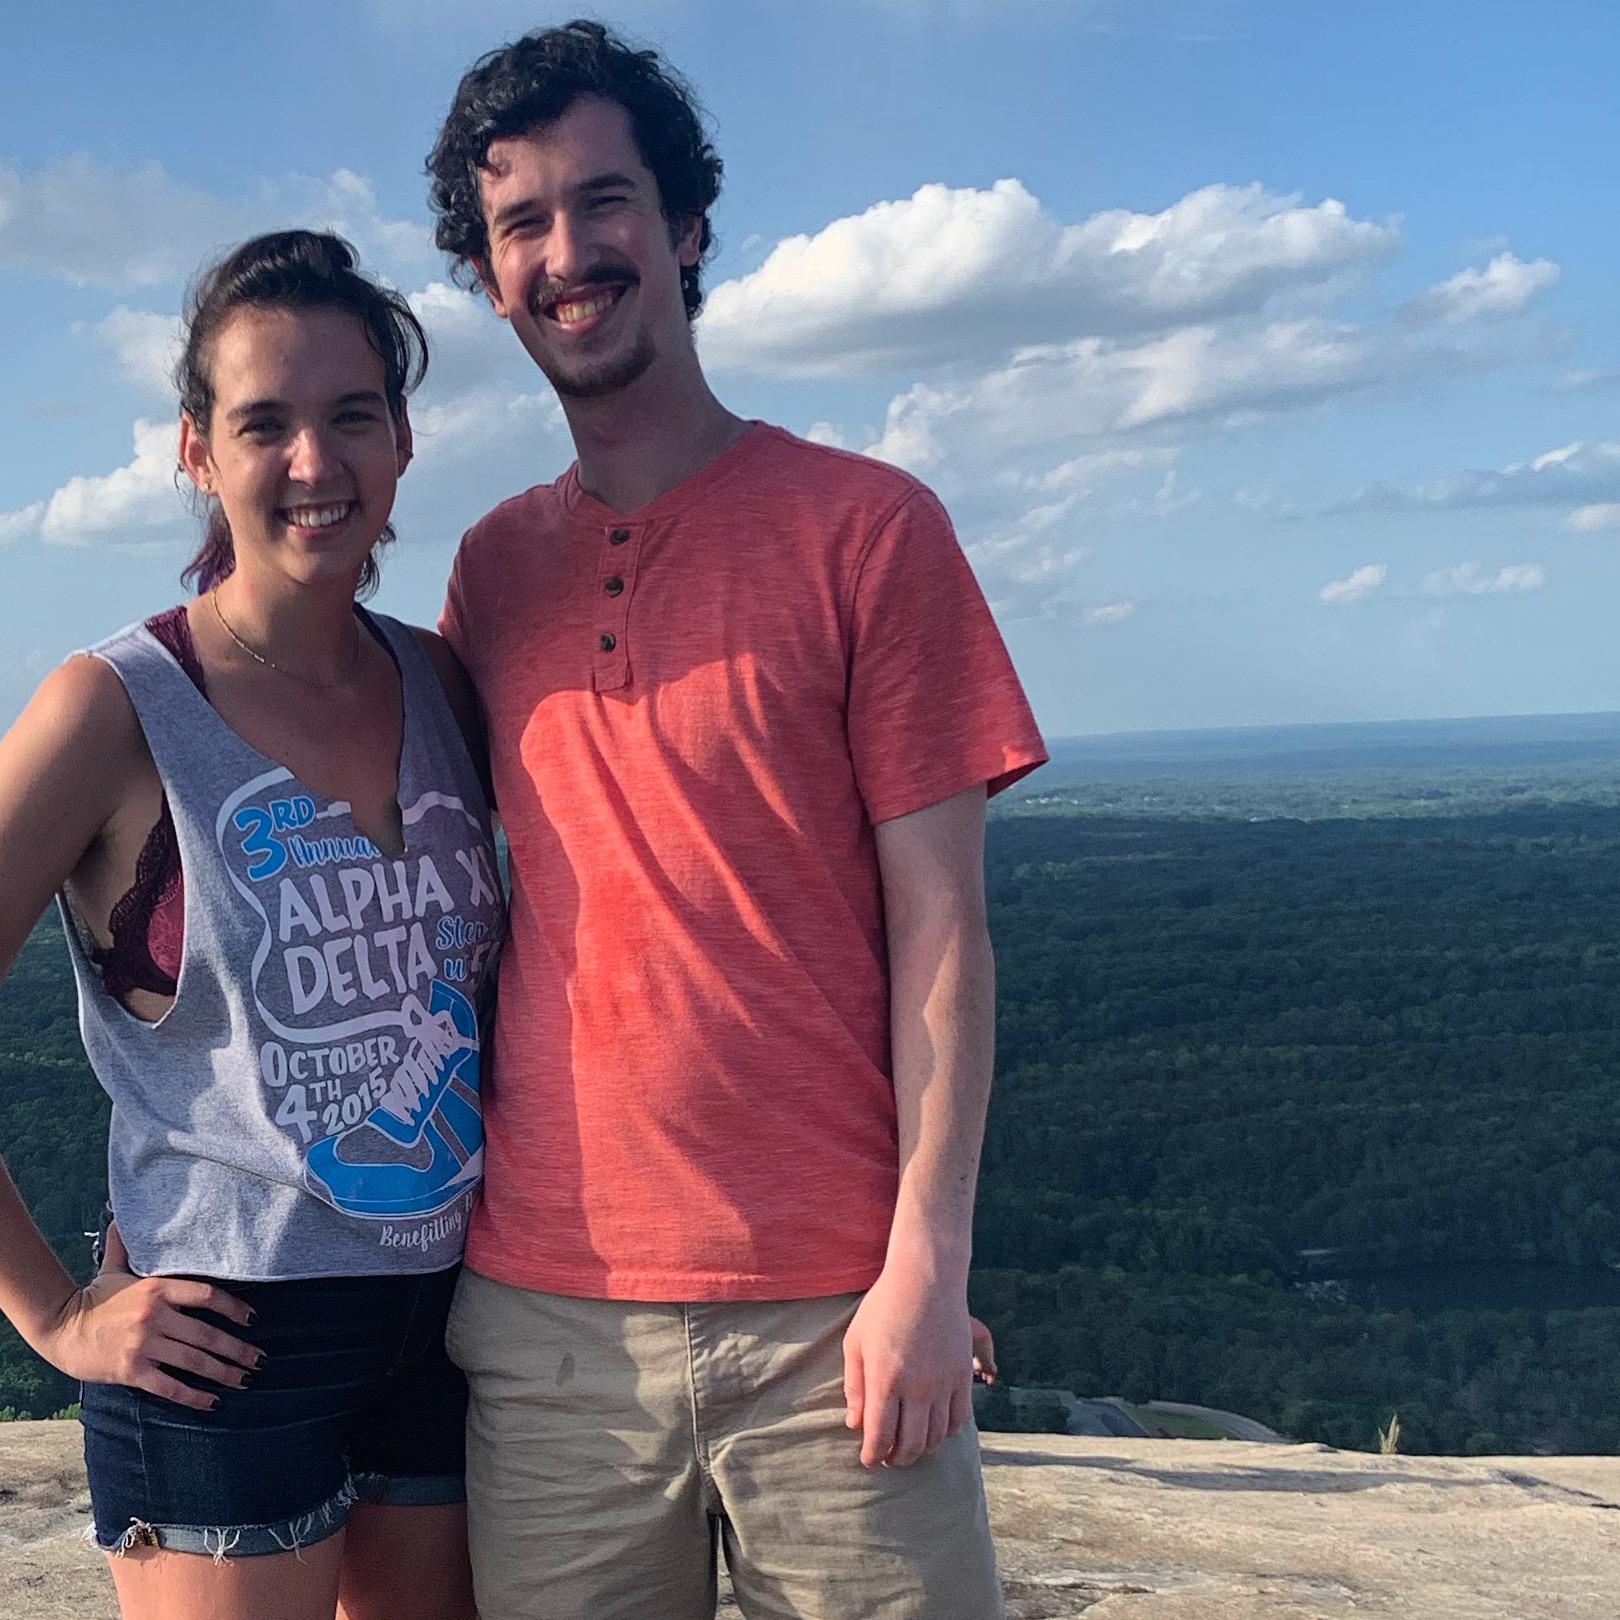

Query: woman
[0,230,501,1620]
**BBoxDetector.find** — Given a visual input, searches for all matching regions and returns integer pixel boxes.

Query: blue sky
[3,0,1618,739]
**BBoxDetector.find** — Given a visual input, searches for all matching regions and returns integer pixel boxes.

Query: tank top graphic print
[60,609,506,1280]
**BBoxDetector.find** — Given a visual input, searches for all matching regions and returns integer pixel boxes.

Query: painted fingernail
[253,1352,268,1368]
[209,1398,221,1410]
[239,1371,256,1389]
[245,1310,258,1325]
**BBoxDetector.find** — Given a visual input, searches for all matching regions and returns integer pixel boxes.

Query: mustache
[528,264,639,316]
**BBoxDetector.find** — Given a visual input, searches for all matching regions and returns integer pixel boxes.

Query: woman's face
[179,304,411,590]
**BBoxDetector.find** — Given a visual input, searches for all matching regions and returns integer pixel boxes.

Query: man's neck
[562,361,749,515]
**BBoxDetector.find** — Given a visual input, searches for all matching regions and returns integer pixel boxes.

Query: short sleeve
[846,487,1047,825]
[438,538,471,668]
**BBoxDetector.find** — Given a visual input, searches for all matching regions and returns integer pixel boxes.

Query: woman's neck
[208,567,363,687]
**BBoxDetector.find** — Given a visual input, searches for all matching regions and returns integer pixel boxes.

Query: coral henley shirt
[441,422,1047,1300]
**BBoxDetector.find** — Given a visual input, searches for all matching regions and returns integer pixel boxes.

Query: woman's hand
[32,1226,260,1411]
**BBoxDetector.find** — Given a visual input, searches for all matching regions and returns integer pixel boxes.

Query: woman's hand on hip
[36,1262,261,1411]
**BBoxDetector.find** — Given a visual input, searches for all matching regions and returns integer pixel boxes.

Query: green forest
[6,725,1620,1452]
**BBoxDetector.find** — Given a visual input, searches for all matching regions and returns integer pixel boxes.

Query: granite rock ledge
[3,1423,1619,1617]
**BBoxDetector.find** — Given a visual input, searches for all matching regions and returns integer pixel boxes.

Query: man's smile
[535,280,632,336]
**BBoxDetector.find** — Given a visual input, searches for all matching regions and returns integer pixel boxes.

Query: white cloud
[1000,447,1175,495]
[803,421,851,449]
[0,502,45,547]
[1418,562,1546,597]
[964,496,1091,618]
[1345,439,1620,515]
[700,180,1397,375]
[1568,503,1620,533]
[0,155,244,289]
[1403,252,1561,325]
[405,281,530,402]
[0,155,431,294]
[1113,470,1201,519]
[95,308,183,397]
[288,169,437,283]
[860,296,1549,481]
[37,419,182,545]
[1559,366,1620,392]
[1084,601,1136,625]
[1321,564,1387,604]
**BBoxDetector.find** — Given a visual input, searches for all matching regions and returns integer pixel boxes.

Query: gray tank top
[59,609,506,1280]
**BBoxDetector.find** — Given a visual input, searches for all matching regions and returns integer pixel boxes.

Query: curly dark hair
[175,230,428,598]
[426,19,723,321]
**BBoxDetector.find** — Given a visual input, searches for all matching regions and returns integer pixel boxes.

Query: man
[427,21,1046,1618]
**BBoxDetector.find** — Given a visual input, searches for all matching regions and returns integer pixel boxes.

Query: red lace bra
[90,606,201,1000]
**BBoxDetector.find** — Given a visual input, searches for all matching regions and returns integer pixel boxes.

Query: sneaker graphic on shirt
[303,979,484,1219]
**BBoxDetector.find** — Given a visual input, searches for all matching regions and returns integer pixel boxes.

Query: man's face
[477,95,700,400]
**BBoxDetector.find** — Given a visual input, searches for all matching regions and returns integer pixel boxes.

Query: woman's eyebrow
[226,396,286,422]
[225,389,386,423]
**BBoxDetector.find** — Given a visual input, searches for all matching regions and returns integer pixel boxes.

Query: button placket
[592,522,638,691]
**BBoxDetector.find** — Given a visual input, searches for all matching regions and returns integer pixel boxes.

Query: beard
[538,325,659,400]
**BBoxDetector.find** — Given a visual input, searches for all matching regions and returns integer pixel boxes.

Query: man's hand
[843,1266,974,1469]
[30,1224,260,1412]
[970,1315,997,1384]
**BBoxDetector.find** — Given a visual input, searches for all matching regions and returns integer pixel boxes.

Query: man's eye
[242,420,280,438]
[590,195,627,209]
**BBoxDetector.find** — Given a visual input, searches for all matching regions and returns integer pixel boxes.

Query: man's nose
[545,210,589,288]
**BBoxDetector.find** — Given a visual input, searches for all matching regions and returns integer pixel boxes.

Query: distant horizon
[1048,705,1620,747]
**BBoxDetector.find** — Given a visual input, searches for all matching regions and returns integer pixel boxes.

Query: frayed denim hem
[89,1475,360,1562]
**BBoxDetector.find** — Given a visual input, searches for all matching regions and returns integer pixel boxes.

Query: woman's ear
[395,401,415,475]
[177,414,215,495]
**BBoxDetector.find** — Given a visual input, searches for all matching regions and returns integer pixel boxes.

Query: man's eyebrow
[577,172,638,195]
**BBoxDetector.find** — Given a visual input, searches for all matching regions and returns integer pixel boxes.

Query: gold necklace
[210,589,362,691]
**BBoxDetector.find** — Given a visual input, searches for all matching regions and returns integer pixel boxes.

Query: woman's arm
[0,658,258,1409]
[414,628,496,816]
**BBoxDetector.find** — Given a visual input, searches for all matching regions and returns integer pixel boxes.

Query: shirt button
[610,528,630,544]
[604,576,625,597]
[598,633,617,653]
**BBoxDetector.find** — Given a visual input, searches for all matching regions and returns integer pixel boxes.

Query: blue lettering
[234,805,287,881]
[270,795,316,832]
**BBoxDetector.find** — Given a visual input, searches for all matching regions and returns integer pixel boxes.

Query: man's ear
[475,257,512,321]
[675,214,704,269]
[177,414,215,495]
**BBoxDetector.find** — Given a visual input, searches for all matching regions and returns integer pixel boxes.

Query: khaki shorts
[446,1271,1003,1619]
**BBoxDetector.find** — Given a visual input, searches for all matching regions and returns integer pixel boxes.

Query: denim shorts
[80,1265,466,1559]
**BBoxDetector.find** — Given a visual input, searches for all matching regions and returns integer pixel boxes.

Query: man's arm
[843,784,994,1468]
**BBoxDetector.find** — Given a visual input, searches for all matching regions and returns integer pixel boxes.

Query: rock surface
[3,1422,1618,1617]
